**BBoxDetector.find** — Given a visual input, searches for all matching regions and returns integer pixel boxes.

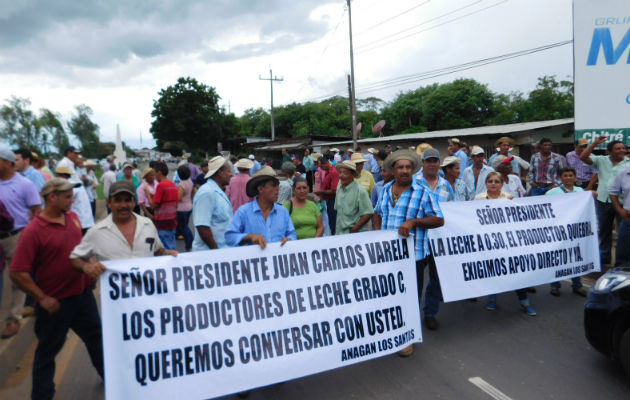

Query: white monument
[113,124,127,165]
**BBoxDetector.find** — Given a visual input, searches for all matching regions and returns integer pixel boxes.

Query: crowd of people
[0,134,628,398]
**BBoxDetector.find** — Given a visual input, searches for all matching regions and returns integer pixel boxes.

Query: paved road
[1,275,627,399]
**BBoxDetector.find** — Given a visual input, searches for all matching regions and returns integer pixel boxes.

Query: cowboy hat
[246,166,279,197]
[383,149,420,173]
[204,156,228,178]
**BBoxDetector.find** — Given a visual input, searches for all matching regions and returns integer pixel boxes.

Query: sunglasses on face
[486,180,502,184]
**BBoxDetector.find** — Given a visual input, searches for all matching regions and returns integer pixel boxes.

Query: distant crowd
[0,134,628,398]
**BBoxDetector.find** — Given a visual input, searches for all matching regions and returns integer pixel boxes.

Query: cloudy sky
[0,0,574,149]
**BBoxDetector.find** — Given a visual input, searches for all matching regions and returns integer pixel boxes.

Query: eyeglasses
[486,180,502,184]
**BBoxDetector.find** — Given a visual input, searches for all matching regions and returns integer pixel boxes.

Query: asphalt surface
[1,273,627,399]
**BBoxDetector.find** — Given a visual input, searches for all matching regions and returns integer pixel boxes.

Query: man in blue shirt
[192,156,233,250]
[248,154,262,176]
[225,166,296,248]
[447,138,468,176]
[14,148,45,191]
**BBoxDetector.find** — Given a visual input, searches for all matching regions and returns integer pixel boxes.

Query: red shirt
[10,211,90,300]
[153,179,178,230]
[321,167,339,200]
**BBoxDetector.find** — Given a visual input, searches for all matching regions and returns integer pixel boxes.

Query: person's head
[34,156,46,169]
[574,139,588,155]
[122,162,133,178]
[200,162,209,175]
[293,155,302,165]
[41,178,79,213]
[559,167,577,187]
[384,144,392,154]
[304,148,311,156]
[142,168,155,184]
[55,166,73,179]
[282,149,288,156]
[447,138,461,155]
[461,142,470,155]
[292,177,309,201]
[492,155,513,177]
[441,156,461,180]
[177,165,191,181]
[350,153,367,173]
[109,163,117,172]
[355,146,362,153]
[485,172,503,194]
[336,161,357,186]
[107,181,137,222]
[319,155,331,171]
[84,160,96,171]
[471,146,485,167]
[206,156,232,188]
[381,169,394,183]
[246,166,280,202]
[64,146,80,163]
[495,137,515,156]
[375,150,388,162]
[13,148,33,172]
[385,149,420,187]
[539,138,552,155]
[153,161,169,181]
[421,148,440,178]
[607,140,626,160]
[281,161,296,177]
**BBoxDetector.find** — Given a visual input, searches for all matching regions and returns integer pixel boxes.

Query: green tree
[150,77,225,154]
[37,108,68,153]
[0,96,38,147]
[67,105,100,158]
[519,75,574,121]
[380,84,439,134]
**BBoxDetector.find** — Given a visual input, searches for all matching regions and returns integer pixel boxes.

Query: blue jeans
[529,185,552,196]
[416,256,442,318]
[176,211,193,251]
[158,229,177,251]
[616,219,630,267]
[596,201,616,264]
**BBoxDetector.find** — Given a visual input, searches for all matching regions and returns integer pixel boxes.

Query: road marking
[468,377,514,400]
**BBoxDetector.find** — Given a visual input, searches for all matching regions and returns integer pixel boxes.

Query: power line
[354,0,431,36]
[307,40,572,101]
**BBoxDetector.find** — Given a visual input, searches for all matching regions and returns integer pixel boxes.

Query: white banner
[573,0,630,146]
[428,192,600,302]
[100,230,420,400]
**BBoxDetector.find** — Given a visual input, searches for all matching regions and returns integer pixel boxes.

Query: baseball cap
[108,181,136,198]
[471,146,485,156]
[65,146,80,154]
[0,143,16,162]
[248,154,255,160]
[41,178,80,197]
[422,148,440,160]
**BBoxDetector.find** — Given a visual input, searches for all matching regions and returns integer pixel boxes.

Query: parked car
[584,264,630,378]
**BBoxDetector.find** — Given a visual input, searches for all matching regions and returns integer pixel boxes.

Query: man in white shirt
[55,166,94,234]
[101,164,117,200]
[56,146,81,181]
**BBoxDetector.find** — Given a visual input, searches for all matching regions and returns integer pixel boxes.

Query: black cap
[65,146,80,155]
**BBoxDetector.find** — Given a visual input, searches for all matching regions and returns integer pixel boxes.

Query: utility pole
[347,0,358,150]
[259,68,283,141]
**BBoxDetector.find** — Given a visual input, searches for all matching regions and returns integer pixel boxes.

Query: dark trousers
[306,171,314,192]
[326,198,337,235]
[90,200,95,218]
[596,201,616,264]
[32,289,104,400]
[416,255,442,317]
[176,210,193,251]
[616,220,630,267]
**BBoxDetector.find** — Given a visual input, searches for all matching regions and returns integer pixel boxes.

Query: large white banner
[573,0,630,147]
[100,231,420,400]
[428,192,600,302]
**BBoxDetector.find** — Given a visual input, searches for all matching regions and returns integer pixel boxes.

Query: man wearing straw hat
[225,166,296,248]
[334,160,374,235]
[447,138,468,176]
[226,158,253,213]
[351,153,376,196]
[192,156,233,251]
[373,150,444,355]
[489,136,523,176]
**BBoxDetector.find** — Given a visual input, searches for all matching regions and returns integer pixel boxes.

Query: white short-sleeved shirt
[71,182,95,229]
[71,213,164,261]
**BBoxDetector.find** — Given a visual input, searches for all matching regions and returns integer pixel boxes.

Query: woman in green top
[283,177,324,239]
[117,162,140,213]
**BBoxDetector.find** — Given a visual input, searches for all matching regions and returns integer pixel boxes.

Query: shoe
[521,304,537,316]
[526,287,537,293]
[1,320,20,339]
[573,287,587,297]
[485,300,497,311]
[550,287,560,297]
[22,306,35,317]
[398,345,413,357]
[424,316,438,330]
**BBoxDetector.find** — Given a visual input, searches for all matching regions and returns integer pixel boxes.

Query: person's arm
[178,185,185,202]
[10,272,59,313]
[610,195,629,220]
[398,216,444,237]
[196,226,219,249]
[155,249,179,256]
[372,213,382,230]
[70,257,106,280]
[350,214,373,233]
[148,183,161,209]
[315,215,324,237]
[527,156,536,187]
[585,173,598,191]
[580,136,607,164]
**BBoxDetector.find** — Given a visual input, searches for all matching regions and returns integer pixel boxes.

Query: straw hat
[246,166,278,197]
[84,160,97,167]
[234,158,254,169]
[335,160,357,175]
[383,149,421,173]
[415,143,432,156]
[142,167,155,179]
[204,156,228,178]
[182,153,191,159]
[440,156,461,167]
[41,178,80,197]
[367,148,378,154]
[55,166,74,176]
[329,148,340,152]
[494,137,515,148]
[311,152,323,161]
[350,153,367,163]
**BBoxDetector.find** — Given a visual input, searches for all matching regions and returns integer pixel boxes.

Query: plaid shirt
[528,152,566,185]
[415,174,454,202]
[375,180,443,260]
[452,178,473,201]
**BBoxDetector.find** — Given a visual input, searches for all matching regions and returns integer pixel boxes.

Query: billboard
[573,0,630,147]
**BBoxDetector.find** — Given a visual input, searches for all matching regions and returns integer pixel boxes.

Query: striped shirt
[415,175,454,202]
[374,180,443,260]
[528,152,566,185]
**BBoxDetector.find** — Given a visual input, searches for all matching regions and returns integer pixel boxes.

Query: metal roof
[321,118,574,146]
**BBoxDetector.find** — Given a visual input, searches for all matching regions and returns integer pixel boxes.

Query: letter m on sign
[587,27,630,65]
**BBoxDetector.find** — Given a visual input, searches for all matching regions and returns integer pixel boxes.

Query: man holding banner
[373,149,444,356]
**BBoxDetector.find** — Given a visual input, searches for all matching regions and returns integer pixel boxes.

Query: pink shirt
[177,179,193,212]
[137,180,158,207]
[225,173,253,213]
